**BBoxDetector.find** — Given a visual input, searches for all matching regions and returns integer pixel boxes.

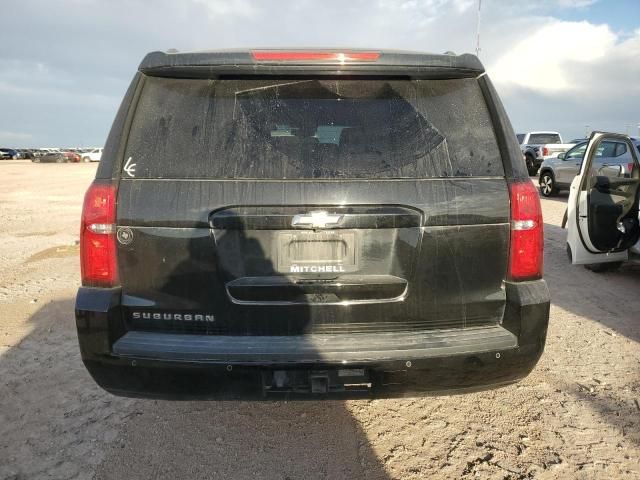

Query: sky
[1,0,639,147]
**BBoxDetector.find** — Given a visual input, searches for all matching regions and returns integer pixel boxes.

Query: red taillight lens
[508,181,543,281]
[628,163,634,174]
[80,182,118,287]
[542,147,549,156]
[251,51,380,62]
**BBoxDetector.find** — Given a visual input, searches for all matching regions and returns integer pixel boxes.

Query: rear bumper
[75,280,549,399]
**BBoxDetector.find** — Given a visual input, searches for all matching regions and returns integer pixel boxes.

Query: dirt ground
[0,161,639,480]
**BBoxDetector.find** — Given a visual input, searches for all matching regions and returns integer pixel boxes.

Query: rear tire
[539,172,557,197]
[82,156,90,163]
[584,262,623,273]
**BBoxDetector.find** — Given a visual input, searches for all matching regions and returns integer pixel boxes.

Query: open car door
[567,132,640,265]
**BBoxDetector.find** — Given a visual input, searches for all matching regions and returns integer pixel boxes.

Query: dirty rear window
[124,77,504,179]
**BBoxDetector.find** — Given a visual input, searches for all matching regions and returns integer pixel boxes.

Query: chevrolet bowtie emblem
[291,210,344,228]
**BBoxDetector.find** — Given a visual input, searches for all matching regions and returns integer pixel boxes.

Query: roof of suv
[139,48,485,79]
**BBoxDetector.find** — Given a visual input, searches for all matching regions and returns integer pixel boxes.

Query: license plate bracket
[276,231,358,275]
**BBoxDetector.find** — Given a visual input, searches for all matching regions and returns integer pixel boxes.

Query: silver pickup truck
[517,131,575,176]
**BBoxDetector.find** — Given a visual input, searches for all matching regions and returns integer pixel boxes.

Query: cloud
[193,0,258,19]
[0,78,122,110]
[0,131,33,144]
[556,0,597,7]
[486,18,640,137]
[0,0,636,145]
[489,20,616,92]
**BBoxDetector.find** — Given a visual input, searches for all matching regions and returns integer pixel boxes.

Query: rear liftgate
[211,205,423,396]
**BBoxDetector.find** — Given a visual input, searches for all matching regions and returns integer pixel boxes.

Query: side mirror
[558,152,566,160]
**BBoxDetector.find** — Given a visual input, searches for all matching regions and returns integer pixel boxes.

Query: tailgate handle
[210,206,422,230]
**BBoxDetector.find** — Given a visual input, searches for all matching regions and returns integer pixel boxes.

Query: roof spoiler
[138,49,485,79]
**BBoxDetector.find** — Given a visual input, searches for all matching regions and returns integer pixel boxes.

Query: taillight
[542,147,549,156]
[80,182,118,287]
[628,163,634,174]
[508,181,543,281]
[251,51,380,62]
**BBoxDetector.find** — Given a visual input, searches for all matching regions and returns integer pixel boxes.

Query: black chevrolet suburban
[76,49,549,399]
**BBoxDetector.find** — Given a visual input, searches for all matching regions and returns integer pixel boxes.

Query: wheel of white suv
[539,172,557,197]
[82,156,91,163]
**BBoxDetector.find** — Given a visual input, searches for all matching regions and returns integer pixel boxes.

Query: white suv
[81,148,103,162]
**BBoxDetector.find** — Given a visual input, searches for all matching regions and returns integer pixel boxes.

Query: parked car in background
[538,138,640,196]
[17,149,36,160]
[62,151,81,163]
[517,132,575,176]
[81,147,103,162]
[0,148,19,159]
[76,48,549,400]
[33,152,68,163]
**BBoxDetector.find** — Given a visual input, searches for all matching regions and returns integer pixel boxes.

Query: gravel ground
[0,161,638,479]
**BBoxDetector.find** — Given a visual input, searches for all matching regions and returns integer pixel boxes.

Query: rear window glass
[528,133,561,145]
[124,77,504,179]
